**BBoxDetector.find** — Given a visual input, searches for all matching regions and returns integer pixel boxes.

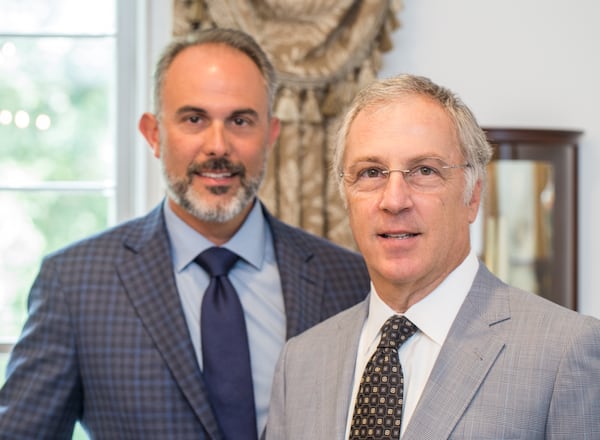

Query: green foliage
[0,37,114,181]
[0,37,115,339]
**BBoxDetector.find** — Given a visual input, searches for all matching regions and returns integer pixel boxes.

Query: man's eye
[412,165,438,176]
[233,117,249,126]
[187,115,201,123]
[358,168,386,179]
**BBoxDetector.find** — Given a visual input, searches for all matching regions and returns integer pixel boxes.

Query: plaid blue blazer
[0,202,370,439]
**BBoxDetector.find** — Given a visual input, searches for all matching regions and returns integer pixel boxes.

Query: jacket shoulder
[45,204,164,262]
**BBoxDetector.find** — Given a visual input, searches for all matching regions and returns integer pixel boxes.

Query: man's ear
[266,116,281,153]
[138,112,161,158]
[468,179,483,224]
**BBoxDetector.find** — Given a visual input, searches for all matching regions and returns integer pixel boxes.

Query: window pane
[0,190,113,340]
[0,37,115,184]
[0,0,115,35]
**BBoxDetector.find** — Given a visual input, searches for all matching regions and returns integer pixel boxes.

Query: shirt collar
[364,249,479,350]
[163,199,267,273]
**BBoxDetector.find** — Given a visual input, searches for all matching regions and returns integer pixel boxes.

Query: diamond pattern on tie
[349,315,418,440]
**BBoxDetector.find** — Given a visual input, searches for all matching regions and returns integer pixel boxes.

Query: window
[0,0,167,399]
[0,0,117,343]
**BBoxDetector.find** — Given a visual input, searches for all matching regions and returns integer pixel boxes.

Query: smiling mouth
[189,157,245,183]
[199,171,237,179]
[379,233,418,239]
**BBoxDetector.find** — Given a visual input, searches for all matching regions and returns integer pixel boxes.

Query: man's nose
[205,122,229,156]
[378,172,414,213]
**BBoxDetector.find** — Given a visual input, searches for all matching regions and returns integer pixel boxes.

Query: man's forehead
[167,43,258,76]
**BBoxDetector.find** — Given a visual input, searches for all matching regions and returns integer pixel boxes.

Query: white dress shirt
[345,250,479,438]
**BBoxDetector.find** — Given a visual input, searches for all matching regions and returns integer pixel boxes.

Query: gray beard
[161,158,265,224]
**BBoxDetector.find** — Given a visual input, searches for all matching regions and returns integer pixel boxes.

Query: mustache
[187,157,246,179]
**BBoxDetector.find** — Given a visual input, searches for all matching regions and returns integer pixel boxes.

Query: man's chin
[185,194,254,224]
[206,185,232,196]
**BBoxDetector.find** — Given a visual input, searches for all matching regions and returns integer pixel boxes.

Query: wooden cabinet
[480,128,581,310]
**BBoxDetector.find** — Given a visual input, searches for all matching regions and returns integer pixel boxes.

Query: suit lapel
[330,303,369,437]
[402,265,509,440]
[266,210,325,338]
[116,206,222,439]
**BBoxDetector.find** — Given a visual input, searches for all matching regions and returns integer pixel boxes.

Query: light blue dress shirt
[163,199,286,436]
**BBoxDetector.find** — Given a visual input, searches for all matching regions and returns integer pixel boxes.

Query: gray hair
[152,28,277,118]
[333,73,493,204]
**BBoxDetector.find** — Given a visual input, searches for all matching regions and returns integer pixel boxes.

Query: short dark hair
[152,28,277,118]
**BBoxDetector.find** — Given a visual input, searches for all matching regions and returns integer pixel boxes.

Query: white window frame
[118,0,170,221]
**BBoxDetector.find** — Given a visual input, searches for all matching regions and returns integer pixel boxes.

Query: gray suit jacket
[267,263,600,439]
[0,202,370,439]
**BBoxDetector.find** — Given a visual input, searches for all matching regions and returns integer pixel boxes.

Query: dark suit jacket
[267,263,600,439]
[0,202,370,439]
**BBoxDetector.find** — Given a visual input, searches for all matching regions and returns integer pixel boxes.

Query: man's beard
[162,155,266,223]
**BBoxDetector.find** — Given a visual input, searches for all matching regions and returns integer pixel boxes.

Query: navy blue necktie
[195,247,257,440]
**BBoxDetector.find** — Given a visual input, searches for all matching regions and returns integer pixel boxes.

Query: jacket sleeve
[0,257,81,439]
[546,314,600,438]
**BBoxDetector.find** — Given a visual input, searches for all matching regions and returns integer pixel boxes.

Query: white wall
[380,0,600,318]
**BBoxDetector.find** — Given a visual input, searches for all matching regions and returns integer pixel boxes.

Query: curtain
[172,0,403,249]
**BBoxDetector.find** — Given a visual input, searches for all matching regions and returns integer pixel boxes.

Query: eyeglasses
[340,157,471,193]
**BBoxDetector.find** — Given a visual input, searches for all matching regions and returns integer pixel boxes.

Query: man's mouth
[379,232,418,239]
[199,171,236,179]
[189,157,245,182]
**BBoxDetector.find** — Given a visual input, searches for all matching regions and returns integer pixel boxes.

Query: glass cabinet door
[480,128,581,310]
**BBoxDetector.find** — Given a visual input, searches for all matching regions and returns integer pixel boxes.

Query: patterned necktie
[195,247,257,440]
[349,315,418,440]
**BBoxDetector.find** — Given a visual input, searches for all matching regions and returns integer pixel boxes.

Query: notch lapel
[330,303,369,437]
[117,207,222,439]
[402,265,510,440]
[266,211,325,338]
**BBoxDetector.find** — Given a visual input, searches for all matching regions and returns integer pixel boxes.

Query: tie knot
[378,315,418,350]
[194,247,239,277]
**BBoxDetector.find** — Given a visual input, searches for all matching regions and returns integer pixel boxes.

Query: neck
[168,197,254,246]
